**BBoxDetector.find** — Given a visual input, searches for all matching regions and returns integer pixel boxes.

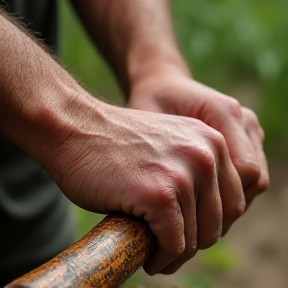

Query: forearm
[70,0,190,95]
[0,10,105,169]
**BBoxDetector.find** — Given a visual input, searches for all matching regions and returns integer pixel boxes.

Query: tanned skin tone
[0,0,268,277]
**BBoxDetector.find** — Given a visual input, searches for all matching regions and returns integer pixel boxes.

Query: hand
[0,7,247,277]
[128,66,269,208]
[46,99,245,275]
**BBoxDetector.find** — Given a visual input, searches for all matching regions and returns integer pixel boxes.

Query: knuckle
[210,130,227,151]
[246,176,270,203]
[235,159,261,185]
[257,175,270,192]
[224,97,243,119]
[227,200,246,221]
[149,187,176,207]
[246,161,261,180]
[243,107,259,124]
[196,148,216,172]
[243,107,265,141]
[259,127,265,141]
[173,170,192,192]
[141,176,177,206]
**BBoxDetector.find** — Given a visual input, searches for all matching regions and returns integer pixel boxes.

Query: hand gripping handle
[6,213,155,288]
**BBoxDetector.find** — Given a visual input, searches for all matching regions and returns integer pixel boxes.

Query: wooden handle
[6,213,155,288]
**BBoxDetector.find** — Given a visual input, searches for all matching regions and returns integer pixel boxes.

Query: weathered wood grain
[6,213,155,288]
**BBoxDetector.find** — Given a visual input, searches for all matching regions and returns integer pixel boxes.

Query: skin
[70,0,269,202]
[0,0,269,278]
[70,0,269,274]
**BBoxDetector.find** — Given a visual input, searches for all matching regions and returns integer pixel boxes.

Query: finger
[203,96,260,188]
[142,191,185,276]
[159,150,224,274]
[219,158,245,235]
[244,148,269,207]
[195,155,223,250]
[242,108,270,205]
[158,177,198,274]
[209,131,246,236]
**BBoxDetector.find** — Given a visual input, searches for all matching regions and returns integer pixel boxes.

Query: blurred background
[60,1,288,287]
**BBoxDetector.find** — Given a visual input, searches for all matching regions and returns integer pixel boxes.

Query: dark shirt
[0,1,76,285]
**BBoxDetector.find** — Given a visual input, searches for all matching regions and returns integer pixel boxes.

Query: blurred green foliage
[60,1,288,287]
[60,2,124,106]
[199,240,238,273]
[171,1,288,155]
[181,273,214,288]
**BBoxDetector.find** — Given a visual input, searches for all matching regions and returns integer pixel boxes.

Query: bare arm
[71,0,269,211]
[0,10,86,161]
[0,9,246,276]
[69,0,189,94]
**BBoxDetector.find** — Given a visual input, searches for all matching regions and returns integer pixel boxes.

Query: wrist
[126,48,191,95]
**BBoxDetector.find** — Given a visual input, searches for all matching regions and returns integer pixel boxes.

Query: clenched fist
[42,98,245,275]
[129,66,269,209]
